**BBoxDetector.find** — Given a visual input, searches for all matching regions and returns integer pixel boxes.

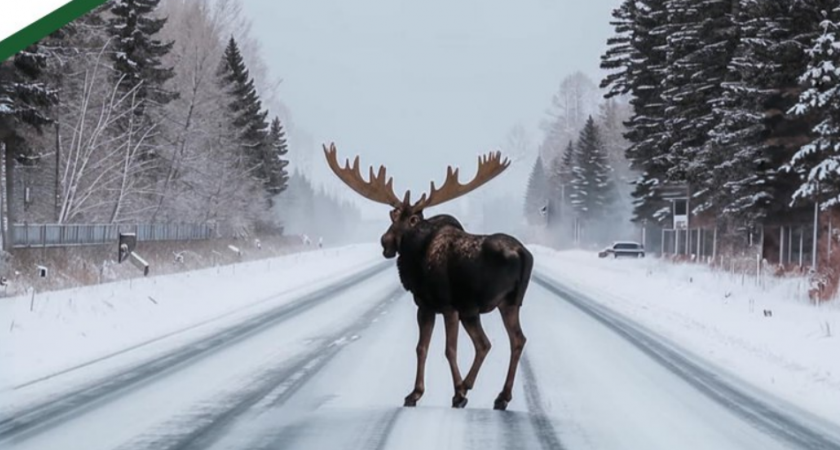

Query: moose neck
[399,220,436,258]
[398,214,464,259]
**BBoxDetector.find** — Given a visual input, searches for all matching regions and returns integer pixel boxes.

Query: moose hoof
[493,397,509,411]
[404,391,422,407]
[452,394,468,409]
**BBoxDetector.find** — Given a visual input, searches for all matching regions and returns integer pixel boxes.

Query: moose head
[323,143,510,258]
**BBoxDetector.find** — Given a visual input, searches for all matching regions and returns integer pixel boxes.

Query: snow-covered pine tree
[0,44,58,246]
[570,116,617,222]
[218,37,271,191]
[788,6,840,209]
[545,140,576,228]
[600,0,671,225]
[265,116,291,200]
[0,45,57,137]
[598,98,632,188]
[708,1,833,222]
[107,0,177,113]
[524,156,548,225]
[661,0,738,206]
[560,140,575,188]
[600,0,635,98]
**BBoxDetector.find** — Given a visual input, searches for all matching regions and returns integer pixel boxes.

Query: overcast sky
[244,0,620,217]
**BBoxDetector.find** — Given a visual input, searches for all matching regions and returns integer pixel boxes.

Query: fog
[245,0,622,231]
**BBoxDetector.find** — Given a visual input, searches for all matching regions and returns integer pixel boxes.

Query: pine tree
[788,6,840,209]
[107,0,176,113]
[559,140,575,187]
[661,0,738,196]
[708,0,832,222]
[545,140,575,226]
[600,0,636,98]
[0,44,58,247]
[598,98,632,188]
[0,45,57,136]
[546,141,573,196]
[570,117,617,221]
[264,116,290,198]
[524,156,548,225]
[601,0,671,225]
[218,37,270,188]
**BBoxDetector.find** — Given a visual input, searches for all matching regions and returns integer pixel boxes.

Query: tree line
[600,0,840,228]
[274,170,363,244]
[523,72,633,245]
[0,0,359,246]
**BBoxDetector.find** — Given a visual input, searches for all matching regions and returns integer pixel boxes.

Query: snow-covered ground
[4,244,840,449]
[0,244,383,387]
[533,246,840,428]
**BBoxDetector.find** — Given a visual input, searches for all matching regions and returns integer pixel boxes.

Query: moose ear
[409,215,421,226]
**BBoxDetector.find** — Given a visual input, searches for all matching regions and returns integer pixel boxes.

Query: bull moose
[324,143,533,410]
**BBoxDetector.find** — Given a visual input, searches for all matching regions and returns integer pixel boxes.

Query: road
[4,262,840,450]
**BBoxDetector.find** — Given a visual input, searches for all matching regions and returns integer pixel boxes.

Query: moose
[324,143,533,410]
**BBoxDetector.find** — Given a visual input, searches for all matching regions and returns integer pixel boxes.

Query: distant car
[598,241,645,259]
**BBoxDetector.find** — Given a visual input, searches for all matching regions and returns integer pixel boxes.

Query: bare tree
[541,72,599,163]
[57,44,156,223]
[503,123,534,165]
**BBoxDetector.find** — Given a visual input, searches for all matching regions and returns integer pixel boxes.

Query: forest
[525,1,839,260]
[603,0,839,226]
[3,0,840,260]
[0,0,361,249]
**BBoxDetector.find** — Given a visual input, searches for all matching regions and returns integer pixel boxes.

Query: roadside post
[118,232,149,276]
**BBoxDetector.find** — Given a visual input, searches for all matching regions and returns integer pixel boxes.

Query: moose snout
[381,234,398,259]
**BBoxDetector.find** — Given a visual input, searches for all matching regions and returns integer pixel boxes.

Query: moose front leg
[404,307,436,407]
[443,310,467,408]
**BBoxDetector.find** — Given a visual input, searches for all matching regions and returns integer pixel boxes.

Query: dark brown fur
[322,144,529,410]
[383,206,533,410]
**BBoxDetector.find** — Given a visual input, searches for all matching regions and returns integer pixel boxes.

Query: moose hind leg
[405,308,435,407]
[444,310,468,408]
[495,304,526,411]
[460,314,491,394]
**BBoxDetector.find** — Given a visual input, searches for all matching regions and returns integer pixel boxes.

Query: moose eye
[409,215,420,226]
[390,209,400,221]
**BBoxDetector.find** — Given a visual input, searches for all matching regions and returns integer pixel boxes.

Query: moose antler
[412,151,510,211]
[323,143,402,207]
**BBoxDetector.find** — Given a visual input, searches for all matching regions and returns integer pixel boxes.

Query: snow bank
[532,247,840,427]
[0,244,382,387]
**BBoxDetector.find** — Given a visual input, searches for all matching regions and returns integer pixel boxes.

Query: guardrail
[11,223,214,248]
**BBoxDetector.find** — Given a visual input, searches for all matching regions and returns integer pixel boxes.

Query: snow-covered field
[533,246,840,428]
[0,244,383,387]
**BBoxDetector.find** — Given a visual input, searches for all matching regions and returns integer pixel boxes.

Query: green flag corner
[0,0,108,62]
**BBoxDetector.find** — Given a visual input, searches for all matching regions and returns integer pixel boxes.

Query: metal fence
[11,223,214,248]
[659,225,821,268]
[661,228,718,259]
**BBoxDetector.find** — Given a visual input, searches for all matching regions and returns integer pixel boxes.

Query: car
[598,241,645,259]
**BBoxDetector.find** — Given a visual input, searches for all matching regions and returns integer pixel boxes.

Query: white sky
[0,0,73,41]
[244,0,620,218]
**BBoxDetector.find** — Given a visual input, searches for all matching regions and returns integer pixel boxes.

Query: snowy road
[5,261,840,450]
